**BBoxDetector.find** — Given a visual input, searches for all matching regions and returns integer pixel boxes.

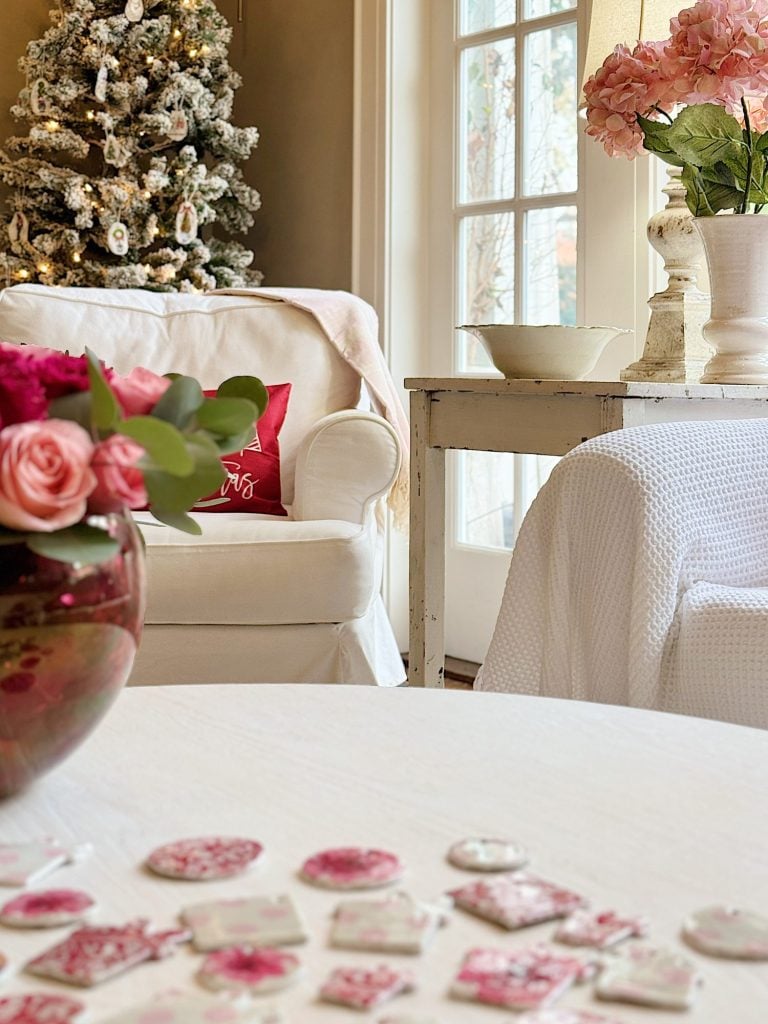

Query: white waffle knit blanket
[476,419,768,729]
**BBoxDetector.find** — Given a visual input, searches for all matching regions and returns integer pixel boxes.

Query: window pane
[460,37,516,204]
[524,0,575,17]
[458,211,515,371]
[460,0,516,35]
[524,206,576,324]
[523,22,577,196]
[457,451,559,550]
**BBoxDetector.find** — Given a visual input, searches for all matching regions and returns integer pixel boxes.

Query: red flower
[0,345,48,429]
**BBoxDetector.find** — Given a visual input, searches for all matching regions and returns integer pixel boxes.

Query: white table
[405,377,768,687]
[1,685,766,1021]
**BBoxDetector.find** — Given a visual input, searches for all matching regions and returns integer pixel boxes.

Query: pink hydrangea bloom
[583,41,676,159]
[663,0,768,106]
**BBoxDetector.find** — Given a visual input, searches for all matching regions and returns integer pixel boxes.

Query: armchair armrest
[292,411,402,524]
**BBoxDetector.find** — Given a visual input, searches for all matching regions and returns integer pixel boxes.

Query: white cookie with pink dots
[448,872,586,930]
[182,894,307,951]
[0,839,92,887]
[682,905,768,959]
[100,989,284,1023]
[447,838,528,872]
[451,946,596,1011]
[331,893,448,954]
[595,945,702,1009]
[517,1012,626,1024]
[146,836,264,881]
[554,908,648,949]
[377,1017,440,1024]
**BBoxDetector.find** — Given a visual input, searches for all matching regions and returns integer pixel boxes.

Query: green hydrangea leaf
[26,524,120,565]
[637,114,684,167]
[667,104,744,167]
[196,396,257,436]
[85,349,120,432]
[681,164,715,216]
[216,376,269,419]
[120,416,194,476]
[151,375,204,428]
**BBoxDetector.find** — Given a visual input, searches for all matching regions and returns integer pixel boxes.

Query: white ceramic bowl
[457,324,630,380]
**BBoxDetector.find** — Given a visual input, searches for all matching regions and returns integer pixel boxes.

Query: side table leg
[409,391,446,688]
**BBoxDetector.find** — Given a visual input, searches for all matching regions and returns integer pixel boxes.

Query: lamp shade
[582,0,680,90]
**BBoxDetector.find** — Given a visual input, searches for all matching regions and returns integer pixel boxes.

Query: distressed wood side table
[405,377,768,688]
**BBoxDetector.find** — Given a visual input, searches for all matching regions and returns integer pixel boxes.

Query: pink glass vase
[0,514,145,797]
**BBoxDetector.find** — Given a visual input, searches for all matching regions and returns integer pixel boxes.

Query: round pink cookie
[300,847,404,889]
[0,889,95,928]
[146,836,264,880]
[197,945,301,993]
[0,993,87,1023]
[682,905,768,959]
[447,837,528,872]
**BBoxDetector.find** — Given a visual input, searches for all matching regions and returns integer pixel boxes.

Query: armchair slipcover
[476,419,768,728]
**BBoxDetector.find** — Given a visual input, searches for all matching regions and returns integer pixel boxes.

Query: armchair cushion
[193,383,291,516]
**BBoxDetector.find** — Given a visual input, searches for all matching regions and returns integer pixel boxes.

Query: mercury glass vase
[0,514,145,797]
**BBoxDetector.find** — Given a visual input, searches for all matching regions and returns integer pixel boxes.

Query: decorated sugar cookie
[25,919,190,986]
[198,945,302,994]
[146,835,264,880]
[447,837,528,872]
[377,1017,440,1024]
[0,994,88,1024]
[518,1011,626,1024]
[682,905,768,959]
[301,846,404,889]
[451,946,596,1011]
[448,872,586,930]
[595,945,702,1009]
[182,894,307,951]
[320,964,416,1010]
[0,888,95,928]
[0,839,91,888]
[555,908,648,949]
[331,893,447,954]
[101,989,284,1023]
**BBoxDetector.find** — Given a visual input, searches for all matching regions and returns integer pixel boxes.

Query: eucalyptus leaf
[85,348,120,432]
[637,114,684,167]
[47,390,93,430]
[196,396,257,436]
[120,416,194,476]
[214,428,255,456]
[151,375,204,428]
[26,523,120,565]
[143,432,226,514]
[217,376,269,419]
[667,104,745,168]
[146,508,203,535]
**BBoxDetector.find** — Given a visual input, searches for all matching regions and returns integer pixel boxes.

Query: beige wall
[0,1,355,290]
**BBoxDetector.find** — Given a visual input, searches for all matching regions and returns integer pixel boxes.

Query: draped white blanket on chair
[476,419,768,729]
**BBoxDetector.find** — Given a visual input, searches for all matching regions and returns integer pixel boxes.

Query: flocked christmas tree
[0,0,262,291]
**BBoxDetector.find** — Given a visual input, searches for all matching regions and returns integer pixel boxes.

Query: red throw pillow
[191,383,291,516]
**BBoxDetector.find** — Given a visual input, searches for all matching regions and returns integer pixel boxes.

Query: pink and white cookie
[595,945,702,1009]
[25,919,190,986]
[451,946,596,1011]
[0,889,96,928]
[182,894,307,951]
[449,872,586,930]
[447,837,528,872]
[100,989,284,1023]
[198,945,302,994]
[377,1017,440,1024]
[682,905,768,959]
[0,994,88,1024]
[0,839,92,888]
[555,908,647,949]
[320,964,416,1010]
[146,836,264,880]
[518,1012,625,1024]
[301,846,404,889]
[331,893,447,954]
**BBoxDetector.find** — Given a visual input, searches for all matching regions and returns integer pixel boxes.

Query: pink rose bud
[110,366,171,416]
[0,419,96,531]
[88,434,148,513]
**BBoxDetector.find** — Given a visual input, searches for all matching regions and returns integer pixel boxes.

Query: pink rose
[88,434,147,513]
[0,419,96,531]
[110,366,171,416]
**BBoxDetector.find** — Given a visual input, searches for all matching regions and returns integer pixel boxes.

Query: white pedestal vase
[621,166,711,383]
[695,215,768,384]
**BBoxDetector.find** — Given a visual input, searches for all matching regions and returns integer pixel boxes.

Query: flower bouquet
[583,0,768,215]
[0,342,267,563]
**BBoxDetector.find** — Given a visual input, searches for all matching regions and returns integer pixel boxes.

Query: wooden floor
[402,655,478,690]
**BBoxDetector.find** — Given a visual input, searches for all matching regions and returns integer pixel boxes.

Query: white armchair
[0,284,406,686]
[476,419,768,728]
